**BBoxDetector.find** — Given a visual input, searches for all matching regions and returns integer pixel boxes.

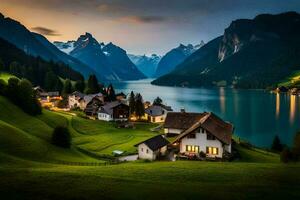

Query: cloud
[120,16,167,24]
[31,26,61,36]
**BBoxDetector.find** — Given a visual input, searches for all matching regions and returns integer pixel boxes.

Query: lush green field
[0,95,299,200]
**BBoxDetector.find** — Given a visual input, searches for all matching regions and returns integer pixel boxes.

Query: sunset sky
[1,0,300,55]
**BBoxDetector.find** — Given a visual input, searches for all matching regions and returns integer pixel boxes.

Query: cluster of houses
[34,86,233,162]
[135,111,233,161]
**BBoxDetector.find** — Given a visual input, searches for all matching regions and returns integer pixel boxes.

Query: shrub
[51,126,71,148]
[280,147,292,163]
[199,151,206,158]
[292,132,300,161]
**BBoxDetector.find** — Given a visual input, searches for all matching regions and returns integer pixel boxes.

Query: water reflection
[219,87,225,114]
[276,93,280,118]
[290,95,296,124]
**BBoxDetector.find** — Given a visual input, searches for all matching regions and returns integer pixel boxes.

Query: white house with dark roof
[172,112,233,158]
[145,104,173,123]
[134,135,169,160]
[97,101,129,121]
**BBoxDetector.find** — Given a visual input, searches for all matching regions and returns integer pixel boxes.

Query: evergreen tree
[153,96,163,105]
[129,91,135,114]
[75,79,85,92]
[6,77,20,104]
[54,78,64,93]
[106,84,116,101]
[86,74,100,94]
[18,79,41,115]
[63,79,73,95]
[271,135,283,152]
[9,61,20,76]
[135,93,145,119]
[44,71,58,91]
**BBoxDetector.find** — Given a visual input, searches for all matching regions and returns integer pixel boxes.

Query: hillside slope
[0,96,98,163]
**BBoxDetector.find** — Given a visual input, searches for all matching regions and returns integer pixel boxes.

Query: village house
[163,110,205,136]
[145,104,173,123]
[68,91,104,110]
[34,86,62,108]
[134,135,169,161]
[84,97,103,117]
[172,112,233,159]
[97,101,129,121]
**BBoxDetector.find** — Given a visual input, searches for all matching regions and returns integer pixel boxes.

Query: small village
[34,85,234,162]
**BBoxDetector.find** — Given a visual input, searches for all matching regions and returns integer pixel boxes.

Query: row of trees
[271,133,300,163]
[0,77,41,115]
[129,91,145,119]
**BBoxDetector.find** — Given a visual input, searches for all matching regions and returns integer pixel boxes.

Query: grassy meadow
[0,94,299,199]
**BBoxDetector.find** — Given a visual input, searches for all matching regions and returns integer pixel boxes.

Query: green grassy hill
[0,95,299,200]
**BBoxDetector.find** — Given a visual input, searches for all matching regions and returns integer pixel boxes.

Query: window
[185,145,199,153]
[207,133,215,140]
[206,147,219,155]
[201,128,205,133]
[146,149,149,154]
[141,148,143,152]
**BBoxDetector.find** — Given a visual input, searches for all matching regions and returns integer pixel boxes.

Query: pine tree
[63,79,73,95]
[107,84,116,101]
[75,79,85,92]
[153,96,163,105]
[0,58,4,72]
[129,91,135,115]
[86,74,100,94]
[135,93,145,119]
[271,135,283,152]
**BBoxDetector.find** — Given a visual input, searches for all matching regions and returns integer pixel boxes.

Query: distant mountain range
[128,54,161,77]
[154,42,204,78]
[153,12,300,88]
[0,13,97,79]
[54,33,146,81]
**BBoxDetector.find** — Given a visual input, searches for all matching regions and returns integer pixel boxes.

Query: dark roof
[116,92,127,97]
[173,112,233,144]
[135,135,169,151]
[98,101,129,115]
[145,105,171,117]
[164,112,206,129]
[71,91,85,98]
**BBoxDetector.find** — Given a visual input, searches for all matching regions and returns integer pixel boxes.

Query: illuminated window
[206,147,219,155]
[186,145,199,153]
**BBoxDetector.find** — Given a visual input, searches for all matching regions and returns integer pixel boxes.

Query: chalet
[68,92,104,110]
[172,112,233,159]
[68,91,85,109]
[145,104,173,123]
[34,86,62,108]
[164,111,206,136]
[84,97,103,116]
[97,101,129,121]
[135,135,169,161]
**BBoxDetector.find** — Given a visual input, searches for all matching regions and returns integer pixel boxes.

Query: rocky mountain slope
[128,54,161,77]
[152,12,300,88]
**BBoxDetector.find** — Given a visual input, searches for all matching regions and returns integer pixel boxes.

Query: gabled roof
[164,112,206,129]
[98,101,129,115]
[71,91,85,98]
[173,112,233,145]
[145,105,172,117]
[134,135,169,151]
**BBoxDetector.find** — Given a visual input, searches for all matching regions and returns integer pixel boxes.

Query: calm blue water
[114,79,300,147]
